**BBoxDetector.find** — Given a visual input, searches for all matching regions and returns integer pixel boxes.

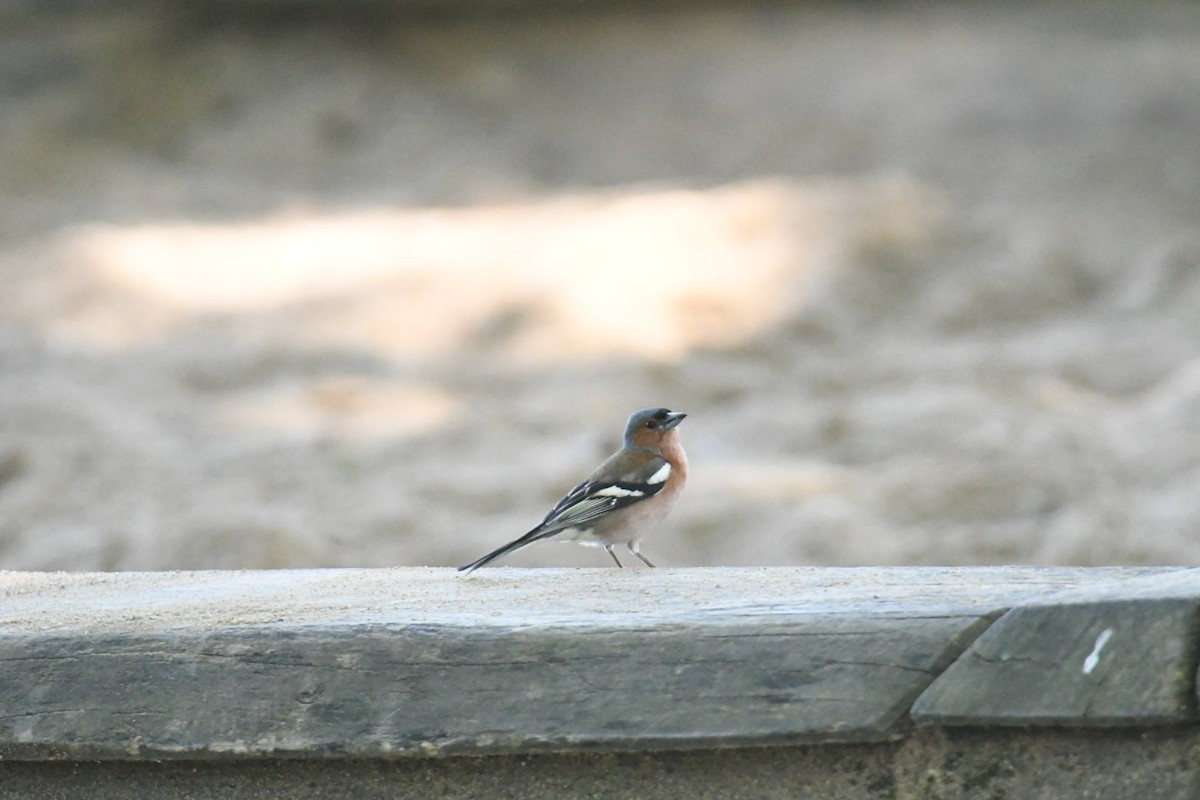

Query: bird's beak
[662,411,687,430]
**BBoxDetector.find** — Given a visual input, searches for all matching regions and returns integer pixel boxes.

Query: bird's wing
[536,451,672,533]
[457,451,673,573]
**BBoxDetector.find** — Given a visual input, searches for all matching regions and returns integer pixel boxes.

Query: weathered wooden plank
[0,567,1159,635]
[0,615,987,758]
[0,567,1192,759]
[911,569,1200,725]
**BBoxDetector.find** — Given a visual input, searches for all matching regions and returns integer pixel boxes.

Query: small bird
[459,408,689,573]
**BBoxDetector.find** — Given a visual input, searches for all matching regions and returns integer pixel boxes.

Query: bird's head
[624,407,687,450]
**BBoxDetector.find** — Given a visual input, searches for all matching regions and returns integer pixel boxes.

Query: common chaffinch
[459,408,689,572]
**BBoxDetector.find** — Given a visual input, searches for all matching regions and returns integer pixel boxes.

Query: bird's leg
[605,545,624,568]
[628,542,656,568]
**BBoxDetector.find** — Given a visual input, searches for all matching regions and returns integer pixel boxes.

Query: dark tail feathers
[457,529,547,574]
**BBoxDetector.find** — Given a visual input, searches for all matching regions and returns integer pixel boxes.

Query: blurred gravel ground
[0,1,1198,570]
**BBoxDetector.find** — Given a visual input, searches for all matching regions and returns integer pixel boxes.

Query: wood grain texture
[0,567,1195,759]
[911,570,1200,725]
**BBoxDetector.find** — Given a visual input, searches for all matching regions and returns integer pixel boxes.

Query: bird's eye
[645,420,658,429]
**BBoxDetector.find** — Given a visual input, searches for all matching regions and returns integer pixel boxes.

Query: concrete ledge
[2,567,1198,764]
[3,728,1200,800]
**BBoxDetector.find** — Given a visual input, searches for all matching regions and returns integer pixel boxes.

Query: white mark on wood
[594,486,644,498]
[647,463,671,484]
[1082,628,1114,675]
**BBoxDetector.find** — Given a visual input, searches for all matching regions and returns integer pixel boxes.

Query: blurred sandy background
[0,1,1197,571]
